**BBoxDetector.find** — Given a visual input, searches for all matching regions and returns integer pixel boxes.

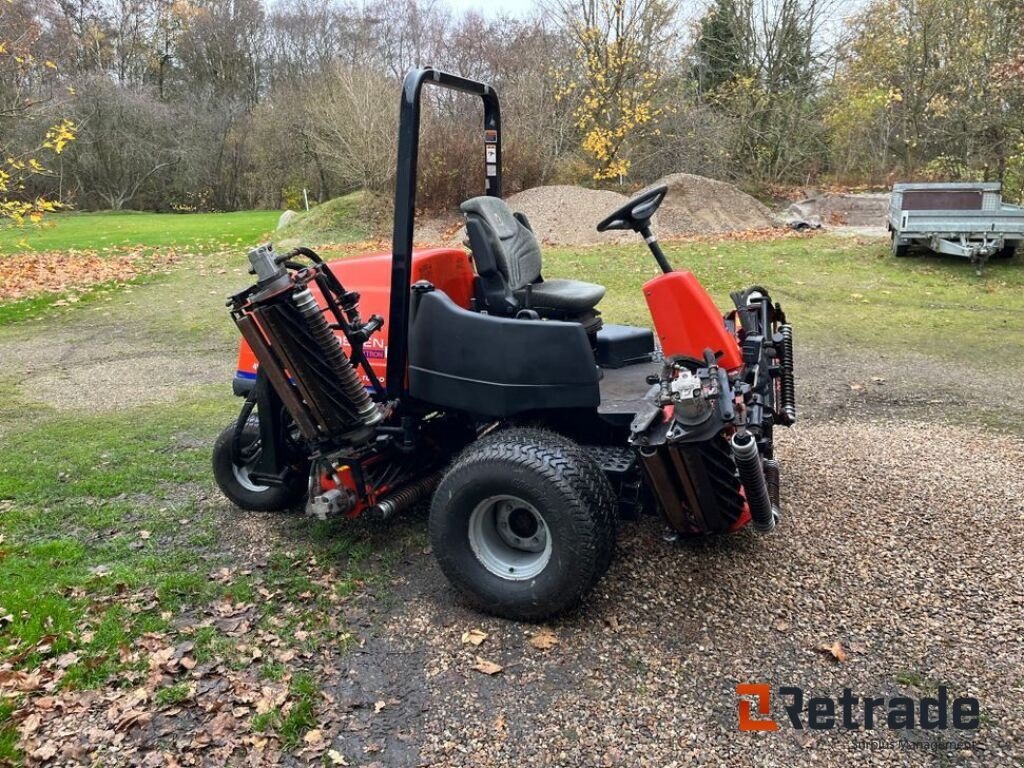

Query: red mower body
[234,248,475,389]
[643,271,743,371]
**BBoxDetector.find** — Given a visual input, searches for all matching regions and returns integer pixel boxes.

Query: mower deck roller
[213,67,796,621]
[234,243,383,444]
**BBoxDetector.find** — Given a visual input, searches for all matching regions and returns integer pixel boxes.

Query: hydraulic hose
[730,431,778,533]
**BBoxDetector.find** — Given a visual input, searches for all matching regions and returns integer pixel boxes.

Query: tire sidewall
[431,457,597,618]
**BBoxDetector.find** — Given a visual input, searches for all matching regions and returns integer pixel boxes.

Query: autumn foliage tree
[831,0,1024,190]
[0,0,75,223]
[554,0,677,181]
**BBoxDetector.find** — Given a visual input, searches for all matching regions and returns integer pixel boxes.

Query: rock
[277,209,298,230]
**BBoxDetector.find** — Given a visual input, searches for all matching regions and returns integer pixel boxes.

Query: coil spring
[292,287,381,426]
[369,472,442,520]
[779,323,796,424]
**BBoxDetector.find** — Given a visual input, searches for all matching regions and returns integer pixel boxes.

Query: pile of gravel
[443,175,780,247]
[650,172,778,234]
[503,185,633,245]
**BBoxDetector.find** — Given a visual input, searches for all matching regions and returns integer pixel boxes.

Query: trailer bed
[888,183,1024,270]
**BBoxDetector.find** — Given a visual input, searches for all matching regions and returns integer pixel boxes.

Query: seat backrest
[461,197,542,303]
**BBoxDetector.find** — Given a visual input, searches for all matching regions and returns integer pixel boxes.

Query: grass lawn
[555,233,1024,371]
[0,210,279,255]
[0,210,1022,762]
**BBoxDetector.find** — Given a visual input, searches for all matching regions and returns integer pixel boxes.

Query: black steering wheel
[596,184,668,233]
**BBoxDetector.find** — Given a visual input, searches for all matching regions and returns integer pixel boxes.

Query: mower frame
[387,68,502,400]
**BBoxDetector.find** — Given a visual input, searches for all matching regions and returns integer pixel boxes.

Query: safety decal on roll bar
[484,130,497,143]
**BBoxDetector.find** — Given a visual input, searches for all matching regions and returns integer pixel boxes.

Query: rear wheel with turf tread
[429,428,616,621]
[493,427,617,578]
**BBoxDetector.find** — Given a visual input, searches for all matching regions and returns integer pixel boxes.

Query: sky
[435,0,707,25]
[442,0,539,17]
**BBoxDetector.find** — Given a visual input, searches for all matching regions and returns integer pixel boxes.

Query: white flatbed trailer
[887,182,1024,272]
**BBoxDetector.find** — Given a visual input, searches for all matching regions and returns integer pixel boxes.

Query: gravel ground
[321,417,1023,767]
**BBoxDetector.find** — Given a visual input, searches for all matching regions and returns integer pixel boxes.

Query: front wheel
[212,418,307,512]
[429,429,616,621]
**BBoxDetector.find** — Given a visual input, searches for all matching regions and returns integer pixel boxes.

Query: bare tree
[306,66,397,194]
[63,76,179,209]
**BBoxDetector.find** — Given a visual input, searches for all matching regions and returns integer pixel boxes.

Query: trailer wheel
[994,244,1017,260]
[891,233,910,258]
[212,419,307,512]
[429,428,616,621]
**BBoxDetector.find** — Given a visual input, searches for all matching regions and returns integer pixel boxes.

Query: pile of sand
[648,173,778,234]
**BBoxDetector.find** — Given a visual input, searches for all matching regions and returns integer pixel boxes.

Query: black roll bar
[386,67,503,400]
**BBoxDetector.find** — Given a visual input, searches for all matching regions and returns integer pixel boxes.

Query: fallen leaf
[327,750,349,765]
[529,629,558,651]
[139,530,151,540]
[374,700,386,713]
[19,712,41,736]
[774,620,791,632]
[56,651,79,669]
[29,743,58,761]
[461,629,488,646]
[817,640,848,662]
[303,728,323,745]
[849,383,865,392]
[471,657,503,675]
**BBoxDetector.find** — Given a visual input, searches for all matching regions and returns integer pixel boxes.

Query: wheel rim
[232,451,270,493]
[468,495,552,581]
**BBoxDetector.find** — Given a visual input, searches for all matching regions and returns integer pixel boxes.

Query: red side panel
[643,271,742,371]
[235,248,474,387]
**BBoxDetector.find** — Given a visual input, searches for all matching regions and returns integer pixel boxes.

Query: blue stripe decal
[235,369,376,392]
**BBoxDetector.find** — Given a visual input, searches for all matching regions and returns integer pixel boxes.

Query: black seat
[461,196,606,320]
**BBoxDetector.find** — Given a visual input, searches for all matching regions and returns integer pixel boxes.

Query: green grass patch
[273,191,375,246]
[0,699,19,765]
[0,391,236,680]
[0,210,278,255]
[251,708,280,734]
[155,682,193,707]
[280,672,319,749]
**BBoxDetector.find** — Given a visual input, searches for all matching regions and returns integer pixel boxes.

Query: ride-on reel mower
[213,69,796,621]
